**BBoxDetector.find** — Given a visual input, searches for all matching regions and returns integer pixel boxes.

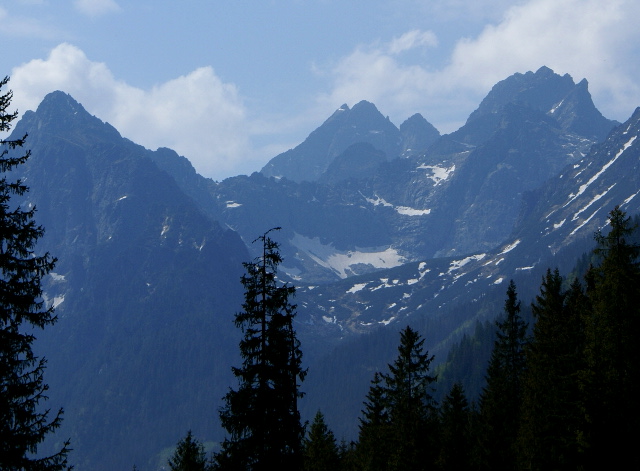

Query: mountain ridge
[9,67,639,470]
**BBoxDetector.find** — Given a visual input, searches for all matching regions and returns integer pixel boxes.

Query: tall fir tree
[579,206,640,468]
[437,382,472,471]
[358,326,437,471]
[302,411,339,471]
[168,430,209,471]
[0,76,71,470]
[214,228,306,471]
[476,280,527,471]
[518,269,585,470]
[356,372,392,471]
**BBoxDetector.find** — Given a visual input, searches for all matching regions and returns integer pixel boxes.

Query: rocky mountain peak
[261,100,401,183]
[400,113,440,156]
[467,66,576,122]
[15,90,121,145]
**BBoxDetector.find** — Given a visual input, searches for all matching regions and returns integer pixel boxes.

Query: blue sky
[2,0,640,180]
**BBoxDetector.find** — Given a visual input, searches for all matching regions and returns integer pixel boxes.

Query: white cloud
[319,0,640,131]
[10,43,251,180]
[388,30,438,55]
[74,0,120,17]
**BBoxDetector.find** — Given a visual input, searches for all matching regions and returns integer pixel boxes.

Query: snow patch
[553,219,566,229]
[570,206,601,236]
[49,272,66,282]
[572,185,616,221]
[396,206,431,216]
[565,135,636,207]
[493,277,504,285]
[499,240,520,255]
[447,254,486,275]
[52,295,65,308]
[379,316,396,326]
[623,190,640,206]
[364,193,431,216]
[290,233,405,279]
[549,99,564,114]
[417,164,456,185]
[346,283,368,294]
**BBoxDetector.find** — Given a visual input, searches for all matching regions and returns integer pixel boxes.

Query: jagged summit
[400,113,440,156]
[468,66,577,120]
[260,99,401,183]
[16,90,122,144]
[450,66,617,146]
[37,90,86,114]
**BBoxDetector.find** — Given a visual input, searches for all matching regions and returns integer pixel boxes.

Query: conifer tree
[302,411,339,471]
[168,430,209,471]
[356,372,391,471]
[477,280,527,471]
[382,326,437,471]
[437,382,471,470]
[214,228,306,471]
[357,326,437,471]
[0,76,71,470]
[518,270,584,470]
[579,207,640,468]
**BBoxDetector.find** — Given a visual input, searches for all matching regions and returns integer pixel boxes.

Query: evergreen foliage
[357,326,437,471]
[356,372,391,471]
[517,269,585,470]
[168,431,209,471]
[214,228,306,471]
[0,76,71,470]
[579,206,640,468]
[302,411,339,471]
[436,382,472,470]
[477,280,527,470]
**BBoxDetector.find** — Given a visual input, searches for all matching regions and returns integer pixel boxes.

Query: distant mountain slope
[294,106,640,338]
[10,66,635,470]
[11,91,249,471]
[185,68,611,282]
[459,66,617,144]
[261,100,413,182]
[295,109,640,438]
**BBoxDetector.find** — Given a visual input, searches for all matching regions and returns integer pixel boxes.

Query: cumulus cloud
[319,0,640,132]
[388,30,438,55]
[74,0,121,17]
[10,43,251,179]
[315,29,445,126]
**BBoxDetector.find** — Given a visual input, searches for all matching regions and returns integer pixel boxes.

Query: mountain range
[8,66,639,470]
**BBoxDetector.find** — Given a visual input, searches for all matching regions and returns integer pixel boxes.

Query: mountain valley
[6,66,639,470]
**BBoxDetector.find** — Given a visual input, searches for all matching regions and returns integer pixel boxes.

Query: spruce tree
[579,207,640,468]
[0,76,71,470]
[437,382,471,470]
[214,228,306,471]
[382,326,437,471]
[302,411,339,471]
[168,430,209,471]
[357,326,437,471]
[476,280,527,471]
[356,372,391,471]
[518,269,584,470]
